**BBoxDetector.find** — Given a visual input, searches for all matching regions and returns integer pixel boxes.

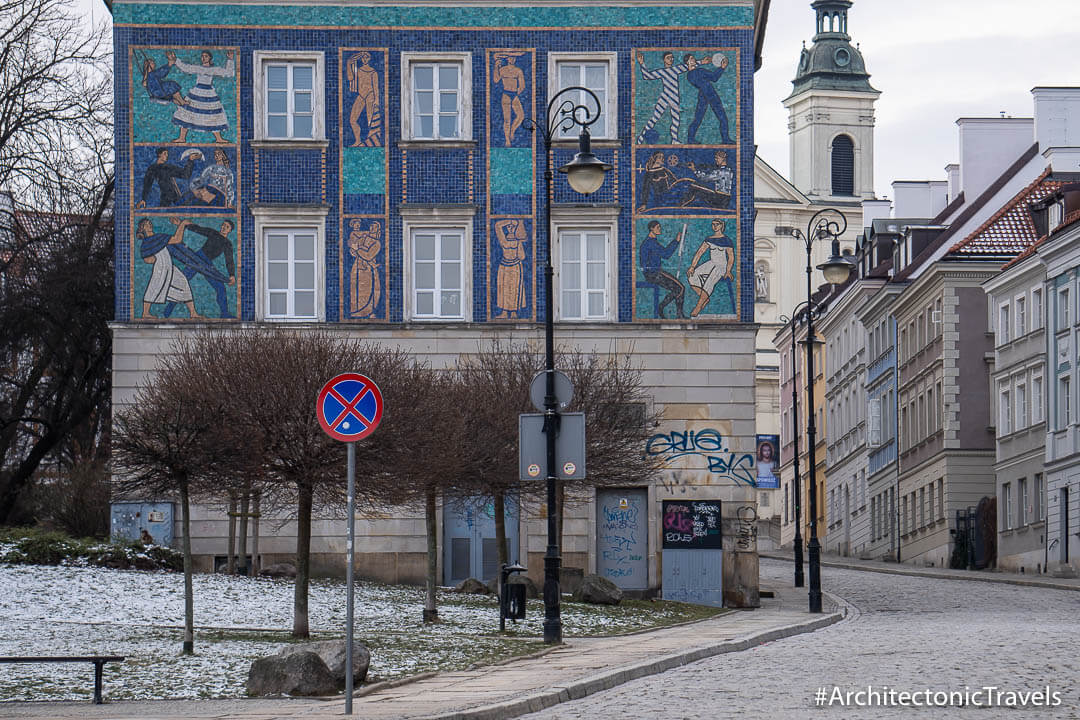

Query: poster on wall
[662,500,722,549]
[755,434,780,489]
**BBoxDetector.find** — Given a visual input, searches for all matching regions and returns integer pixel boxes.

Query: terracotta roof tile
[948,168,1063,258]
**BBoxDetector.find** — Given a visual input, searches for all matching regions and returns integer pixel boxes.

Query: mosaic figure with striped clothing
[635,51,689,145]
[168,50,235,144]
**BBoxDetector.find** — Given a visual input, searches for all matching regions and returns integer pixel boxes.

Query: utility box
[661,500,723,607]
[111,501,175,546]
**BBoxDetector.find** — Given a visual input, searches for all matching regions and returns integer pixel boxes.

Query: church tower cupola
[784,0,880,200]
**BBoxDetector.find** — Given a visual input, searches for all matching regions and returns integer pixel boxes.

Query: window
[252,205,329,321]
[1060,375,1071,428]
[549,53,617,139]
[1015,295,1026,337]
[1034,473,1044,521]
[936,477,944,520]
[253,52,326,143]
[1018,477,1028,526]
[1033,373,1044,424]
[999,385,1011,434]
[1060,287,1071,328]
[1001,482,1012,530]
[998,303,1010,345]
[1016,381,1027,430]
[557,228,614,321]
[927,386,936,434]
[919,487,926,528]
[831,134,855,196]
[927,482,934,526]
[411,229,466,319]
[402,53,472,141]
[1032,287,1043,330]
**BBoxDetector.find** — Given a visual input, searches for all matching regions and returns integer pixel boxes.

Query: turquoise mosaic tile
[114,4,752,28]
[344,147,387,195]
[490,148,533,196]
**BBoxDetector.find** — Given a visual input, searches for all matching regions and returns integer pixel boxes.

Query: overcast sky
[756,0,1080,198]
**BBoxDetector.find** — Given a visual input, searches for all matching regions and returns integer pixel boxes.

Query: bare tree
[112,347,230,655]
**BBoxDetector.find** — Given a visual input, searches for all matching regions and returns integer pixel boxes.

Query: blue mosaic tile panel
[491,194,533,216]
[405,149,471,204]
[257,149,325,205]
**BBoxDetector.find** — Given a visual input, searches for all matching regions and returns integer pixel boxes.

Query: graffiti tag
[646,428,757,486]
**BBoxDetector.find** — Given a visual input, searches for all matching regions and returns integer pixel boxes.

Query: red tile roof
[947,167,1063,258]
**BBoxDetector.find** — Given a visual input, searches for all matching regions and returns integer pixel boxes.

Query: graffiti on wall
[646,428,756,486]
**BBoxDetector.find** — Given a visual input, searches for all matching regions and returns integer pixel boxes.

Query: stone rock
[560,566,585,595]
[454,577,491,594]
[246,651,337,697]
[572,574,623,605]
[278,640,370,687]
[508,574,539,599]
[260,562,297,578]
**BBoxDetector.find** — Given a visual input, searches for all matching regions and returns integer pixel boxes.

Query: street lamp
[776,209,855,613]
[527,87,611,644]
[779,301,812,589]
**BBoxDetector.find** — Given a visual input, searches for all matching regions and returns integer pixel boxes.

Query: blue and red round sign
[316,373,384,442]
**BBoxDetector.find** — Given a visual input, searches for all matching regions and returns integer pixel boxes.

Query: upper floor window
[411,229,466,319]
[251,205,329,321]
[1032,287,1043,330]
[558,228,612,320]
[253,51,326,143]
[1059,286,1071,329]
[550,53,617,140]
[998,303,1010,345]
[402,53,472,141]
[831,135,855,196]
[1015,295,1027,338]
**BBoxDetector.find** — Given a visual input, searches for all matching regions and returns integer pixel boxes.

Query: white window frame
[401,206,475,321]
[548,52,618,140]
[251,205,329,321]
[551,207,617,322]
[1032,371,1044,424]
[1001,482,1012,530]
[401,52,473,142]
[1015,379,1027,430]
[1018,477,1028,526]
[999,383,1011,434]
[998,302,1010,345]
[253,51,326,145]
[1032,286,1043,330]
[1014,294,1027,338]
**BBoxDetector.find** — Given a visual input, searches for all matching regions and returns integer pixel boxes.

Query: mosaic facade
[113,4,754,325]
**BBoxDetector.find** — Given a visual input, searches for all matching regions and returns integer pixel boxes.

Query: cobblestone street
[524,559,1080,719]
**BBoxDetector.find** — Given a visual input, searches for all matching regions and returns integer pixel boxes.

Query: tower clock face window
[834,48,850,67]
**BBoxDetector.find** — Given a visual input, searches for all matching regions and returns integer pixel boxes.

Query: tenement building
[109,0,770,595]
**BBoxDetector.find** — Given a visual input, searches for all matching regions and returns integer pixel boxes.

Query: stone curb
[414,611,843,720]
[759,552,1080,592]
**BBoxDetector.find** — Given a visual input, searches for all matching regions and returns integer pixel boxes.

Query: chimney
[928,180,948,216]
[861,198,892,230]
[956,117,1034,202]
[891,181,938,218]
[945,164,960,202]
[1032,86,1080,151]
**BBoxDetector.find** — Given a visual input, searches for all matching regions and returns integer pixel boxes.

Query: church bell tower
[784,0,879,200]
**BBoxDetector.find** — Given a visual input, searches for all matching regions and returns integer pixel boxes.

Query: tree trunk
[237,490,250,575]
[226,491,236,574]
[493,490,508,569]
[423,489,438,623]
[293,481,313,638]
[251,490,261,576]
[179,479,194,655]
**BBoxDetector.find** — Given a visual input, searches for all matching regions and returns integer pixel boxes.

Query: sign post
[316,373,384,715]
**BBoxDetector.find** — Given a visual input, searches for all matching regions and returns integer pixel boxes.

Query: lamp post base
[542,548,562,644]
[807,537,822,613]
[794,538,805,588]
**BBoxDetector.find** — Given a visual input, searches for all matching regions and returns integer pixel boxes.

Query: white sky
[755,0,1080,198]
[78,0,1080,199]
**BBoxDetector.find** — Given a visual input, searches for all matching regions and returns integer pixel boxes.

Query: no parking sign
[316,373,384,442]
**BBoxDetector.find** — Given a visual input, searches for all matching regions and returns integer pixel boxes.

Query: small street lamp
[527,87,611,644]
[776,209,855,613]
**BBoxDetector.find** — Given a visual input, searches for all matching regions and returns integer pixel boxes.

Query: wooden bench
[0,656,126,704]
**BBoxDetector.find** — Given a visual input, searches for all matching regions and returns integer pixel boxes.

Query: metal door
[596,489,648,589]
[443,497,519,586]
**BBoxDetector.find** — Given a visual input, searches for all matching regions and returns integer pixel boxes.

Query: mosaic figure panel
[489,218,534,320]
[132,215,239,320]
[341,49,388,218]
[131,47,238,145]
[340,217,387,320]
[635,147,734,215]
[489,50,533,149]
[133,145,237,211]
[632,48,736,147]
[634,217,737,321]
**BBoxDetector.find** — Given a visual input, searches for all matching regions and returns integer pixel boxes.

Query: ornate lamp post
[777,209,854,612]
[527,87,611,643]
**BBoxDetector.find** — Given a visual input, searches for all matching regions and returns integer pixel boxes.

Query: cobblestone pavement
[523,558,1080,719]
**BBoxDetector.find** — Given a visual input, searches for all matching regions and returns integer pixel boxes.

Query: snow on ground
[0,564,716,702]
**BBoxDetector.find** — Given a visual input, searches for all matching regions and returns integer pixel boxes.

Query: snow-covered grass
[0,564,723,702]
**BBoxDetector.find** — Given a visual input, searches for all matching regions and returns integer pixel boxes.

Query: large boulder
[246,651,337,697]
[508,574,539,599]
[260,563,297,578]
[454,577,491,594]
[572,574,623,605]
[278,639,370,687]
